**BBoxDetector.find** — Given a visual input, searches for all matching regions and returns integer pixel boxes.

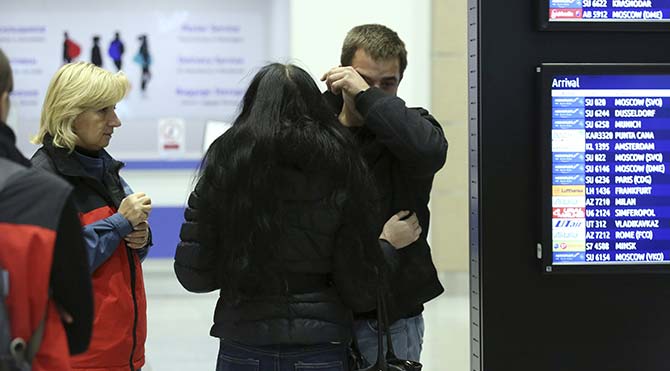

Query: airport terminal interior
[2,0,472,369]
[5,0,670,370]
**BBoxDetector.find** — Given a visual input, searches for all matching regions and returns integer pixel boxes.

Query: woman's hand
[118,193,151,226]
[125,221,149,249]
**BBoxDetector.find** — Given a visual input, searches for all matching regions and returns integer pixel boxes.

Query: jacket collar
[0,121,17,145]
[0,122,31,167]
[41,134,124,179]
[321,91,383,163]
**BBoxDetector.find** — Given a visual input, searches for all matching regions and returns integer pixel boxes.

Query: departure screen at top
[548,0,670,22]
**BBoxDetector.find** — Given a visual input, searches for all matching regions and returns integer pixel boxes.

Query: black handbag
[351,289,423,371]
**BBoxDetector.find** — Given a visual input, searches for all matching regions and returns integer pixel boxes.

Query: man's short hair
[0,49,13,94]
[32,62,129,151]
[340,24,407,78]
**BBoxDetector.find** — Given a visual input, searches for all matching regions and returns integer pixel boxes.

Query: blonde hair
[32,62,130,151]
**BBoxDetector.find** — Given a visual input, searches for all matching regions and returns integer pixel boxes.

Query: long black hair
[198,63,382,302]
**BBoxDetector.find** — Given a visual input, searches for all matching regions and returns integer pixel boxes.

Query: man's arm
[356,88,448,177]
[321,66,448,176]
[379,210,422,271]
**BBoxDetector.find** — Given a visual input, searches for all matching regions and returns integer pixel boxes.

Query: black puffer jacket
[175,166,381,346]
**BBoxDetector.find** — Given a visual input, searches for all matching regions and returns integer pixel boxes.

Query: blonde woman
[31,62,151,371]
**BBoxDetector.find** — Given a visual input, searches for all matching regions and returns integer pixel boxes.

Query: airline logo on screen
[549,0,583,8]
[553,207,586,218]
[553,227,587,241]
[550,8,584,19]
[553,119,585,130]
[552,241,585,252]
[553,108,585,119]
[553,251,586,263]
[552,185,585,196]
[552,130,586,153]
[553,152,585,163]
[552,196,586,207]
[552,97,585,108]
[552,129,585,140]
[553,218,585,229]
[553,174,586,185]
[553,162,585,174]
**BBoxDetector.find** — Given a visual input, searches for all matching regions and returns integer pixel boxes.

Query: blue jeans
[354,314,424,364]
[216,339,348,371]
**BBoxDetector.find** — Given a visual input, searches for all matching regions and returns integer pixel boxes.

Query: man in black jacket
[322,24,448,363]
[0,48,93,358]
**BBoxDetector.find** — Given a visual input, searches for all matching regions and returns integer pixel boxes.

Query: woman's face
[72,106,121,151]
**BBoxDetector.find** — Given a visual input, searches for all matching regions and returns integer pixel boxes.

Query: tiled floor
[141,260,469,371]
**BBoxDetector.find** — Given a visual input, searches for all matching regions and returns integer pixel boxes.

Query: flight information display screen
[540,64,670,273]
[549,0,670,22]
[541,0,670,30]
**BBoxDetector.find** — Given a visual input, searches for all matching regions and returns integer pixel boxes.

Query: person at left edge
[0,47,93,371]
[31,62,153,371]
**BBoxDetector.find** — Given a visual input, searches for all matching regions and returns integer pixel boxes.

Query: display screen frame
[539,63,670,274]
[539,1,670,31]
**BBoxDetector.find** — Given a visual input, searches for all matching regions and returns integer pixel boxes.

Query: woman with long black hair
[175,63,384,370]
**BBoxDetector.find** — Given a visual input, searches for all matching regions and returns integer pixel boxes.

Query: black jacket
[0,123,30,167]
[175,166,381,346]
[323,88,448,322]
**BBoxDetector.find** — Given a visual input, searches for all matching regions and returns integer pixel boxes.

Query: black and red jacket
[31,136,147,371]
[0,158,75,371]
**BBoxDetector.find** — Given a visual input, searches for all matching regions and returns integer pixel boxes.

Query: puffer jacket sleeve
[355,87,448,178]
[174,182,219,293]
